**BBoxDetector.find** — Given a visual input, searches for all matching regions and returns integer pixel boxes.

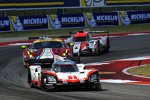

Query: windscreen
[52,64,79,72]
[73,36,87,42]
[32,41,64,49]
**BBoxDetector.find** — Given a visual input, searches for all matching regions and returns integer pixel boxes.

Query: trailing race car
[65,29,110,55]
[21,38,78,68]
[28,57,101,91]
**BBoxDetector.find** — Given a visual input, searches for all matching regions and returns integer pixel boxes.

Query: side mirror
[21,45,27,49]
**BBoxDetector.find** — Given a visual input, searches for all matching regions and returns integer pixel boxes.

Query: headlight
[47,76,56,82]
[62,53,66,57]
[88,74,99,82]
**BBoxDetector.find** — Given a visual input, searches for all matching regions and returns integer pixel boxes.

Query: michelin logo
[84,13,97,27]
[119,11,131,25]
[9,16,24,31]
[47,15,61,29]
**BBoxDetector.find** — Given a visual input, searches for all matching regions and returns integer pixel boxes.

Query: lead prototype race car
[65,29,110,55]
[28,57,101,91]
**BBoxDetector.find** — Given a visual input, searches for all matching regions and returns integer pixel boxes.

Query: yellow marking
[0,2,64,7]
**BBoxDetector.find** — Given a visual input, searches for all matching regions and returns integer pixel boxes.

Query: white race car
[65,29,110,55]
[28,57,101,91]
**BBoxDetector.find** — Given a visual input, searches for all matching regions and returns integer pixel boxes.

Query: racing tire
[28,69,34,88]
[92,83,102,91]
[41,75,55,92]
[104,37,110,53]
[97,43,102,55]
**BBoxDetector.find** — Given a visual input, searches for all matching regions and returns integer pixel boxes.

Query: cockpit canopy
[51,64,78,72]
[72,31,90,42]
[51,59,79,72]
[31,41,65,49]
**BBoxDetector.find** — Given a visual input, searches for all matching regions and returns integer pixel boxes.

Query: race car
[28,57,101,91]
[65,29,110,55]
[21,38,76,68]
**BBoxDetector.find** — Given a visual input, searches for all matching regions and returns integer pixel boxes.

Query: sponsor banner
[107,0,150,5]
[0,0,80,9]
[84,12,118,26]
[60,14,85,28]
[119,11,150,25]
[80,0,105,7]
[128,11,150,24]
[0,17,10,32]
[9,16,48,31]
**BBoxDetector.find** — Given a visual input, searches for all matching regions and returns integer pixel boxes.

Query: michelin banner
[48,14,84,29]
[9,16,48,31]
[0,17,10,32]
[60,14,84,28]
[119,11,150,25]
[84,12,118,27]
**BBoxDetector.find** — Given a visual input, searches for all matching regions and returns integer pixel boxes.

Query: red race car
[21,38,75,68]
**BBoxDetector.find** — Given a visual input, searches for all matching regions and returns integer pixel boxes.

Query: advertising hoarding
[119,11,150,25]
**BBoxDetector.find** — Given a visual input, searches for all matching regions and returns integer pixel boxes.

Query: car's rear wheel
[104,37,110,53]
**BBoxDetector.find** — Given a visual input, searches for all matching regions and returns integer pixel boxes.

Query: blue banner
[119,11,150,25]
[60,14,85,28]
[9,16,48,31]
[128,11,150,24]
[0,0,80,9]
[0,17,10,32]
[84,12,118,27]
[94,12,119,26]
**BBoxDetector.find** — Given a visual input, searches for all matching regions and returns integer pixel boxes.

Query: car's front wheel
[41,74,56,92]
[88,73,102,91]
[92,83,102,91]
[28,69,34,88]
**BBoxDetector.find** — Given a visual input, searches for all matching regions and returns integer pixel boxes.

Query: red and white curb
[86,56,150,85]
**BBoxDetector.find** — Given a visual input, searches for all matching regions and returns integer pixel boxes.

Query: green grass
[127,65,150,77]
[0,24,150,38]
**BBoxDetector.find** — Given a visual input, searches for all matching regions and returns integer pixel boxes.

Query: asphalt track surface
[0,35,150,100]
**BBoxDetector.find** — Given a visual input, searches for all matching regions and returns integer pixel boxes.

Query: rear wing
[70,30,110,37]
[89,30,110,37]
[28,35,70,40]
